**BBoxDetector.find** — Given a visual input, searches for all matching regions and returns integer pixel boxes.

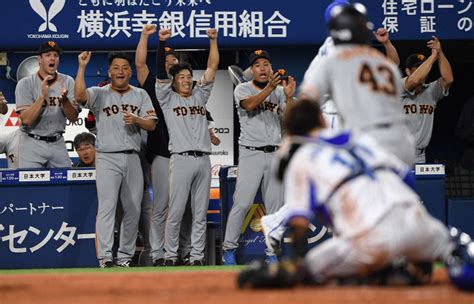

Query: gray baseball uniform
[222,81,286,252]
[86,84,157,265]
[0,129,20,169]
[401,78,449,163]
[301,44,415,166]
[155,76,213,263]
[15,72,78,168]
[141,72,192,264]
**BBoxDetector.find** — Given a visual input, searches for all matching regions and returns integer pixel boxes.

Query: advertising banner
[0,1,471,51]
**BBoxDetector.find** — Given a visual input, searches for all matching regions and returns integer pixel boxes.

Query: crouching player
[238,99,474,291]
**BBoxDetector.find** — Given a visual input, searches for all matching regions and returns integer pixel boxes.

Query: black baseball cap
[165,47,178,58]
[405,53,426,69]
[38,41,63,55]
[249,49,271,66]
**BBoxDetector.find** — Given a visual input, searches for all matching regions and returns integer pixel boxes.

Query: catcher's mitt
[237,260,299,289]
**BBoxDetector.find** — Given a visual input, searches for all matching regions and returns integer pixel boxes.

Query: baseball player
[0,129,20,169]
[238,99,473,289]
[401,37,454,163]
[221,49,296,265]
[0,91,7,115]
[260,2,406,254]
[75,51,157,268]
[300,3,415,167]
[155,28,219,266]
[15,41,80,168]
[136,24,219,266]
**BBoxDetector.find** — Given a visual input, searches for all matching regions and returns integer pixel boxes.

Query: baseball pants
[96,152,144,264]
[305,203,454,281]
[164,154,211,263]
[223,147,284,250]
[150,155,193,261]
[18,132,71,168]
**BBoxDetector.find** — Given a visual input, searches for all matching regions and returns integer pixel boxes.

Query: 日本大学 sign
[0,0,472,51]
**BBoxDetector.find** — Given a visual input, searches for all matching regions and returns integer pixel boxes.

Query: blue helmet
[447,227,474,291]
[324,0,349,24]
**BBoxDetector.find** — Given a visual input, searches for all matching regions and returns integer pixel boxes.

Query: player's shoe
[164,259,177,266]
[153,258,165,267]
[191,260,205,266]
[117,260,134,268]
[222,249,237,265]
[261,215,285,255]
[99,260,114,269]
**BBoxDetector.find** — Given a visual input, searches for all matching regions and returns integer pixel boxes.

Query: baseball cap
[249,49,271,66]
[165,47,178,58]
[38,41,63,55]
[405,53,426,69]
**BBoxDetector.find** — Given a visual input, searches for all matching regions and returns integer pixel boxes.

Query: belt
[416,148,425,154]
[375,123,392,129]
[242,145,279,153]
[177,151,210,157]
[105,150,137,154]
[27,133,62,143]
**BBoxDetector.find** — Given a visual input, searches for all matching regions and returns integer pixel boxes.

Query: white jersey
[0,129,19,169]
[284,130,419,238]
[300,44,406,130]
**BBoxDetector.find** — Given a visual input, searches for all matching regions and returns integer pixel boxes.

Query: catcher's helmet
[328,3,372,45]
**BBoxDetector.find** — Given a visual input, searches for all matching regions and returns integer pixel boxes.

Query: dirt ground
[0,268,473,304]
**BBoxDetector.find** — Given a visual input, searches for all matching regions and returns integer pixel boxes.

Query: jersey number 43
[358,62,397,96]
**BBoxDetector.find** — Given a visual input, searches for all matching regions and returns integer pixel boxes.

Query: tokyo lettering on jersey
[15,72,79,136]
[86,85,157,153]
[235,81,287,147]
[401,78,449,149]
[155,77,213,153]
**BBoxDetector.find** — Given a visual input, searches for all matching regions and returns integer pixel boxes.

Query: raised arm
[135,24,156,87]
[75,51,92,105]
[203,28,219,82]
[428,36,454,91]
[404,51,438,92]
[156,29,171,80]
[373,27,400,66]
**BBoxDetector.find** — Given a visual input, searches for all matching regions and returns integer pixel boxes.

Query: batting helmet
[324,0,349,24]
[328,3,372,45]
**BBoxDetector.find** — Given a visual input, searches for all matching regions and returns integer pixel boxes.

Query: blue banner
[0,169,98,269]
[0,1,472,51]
